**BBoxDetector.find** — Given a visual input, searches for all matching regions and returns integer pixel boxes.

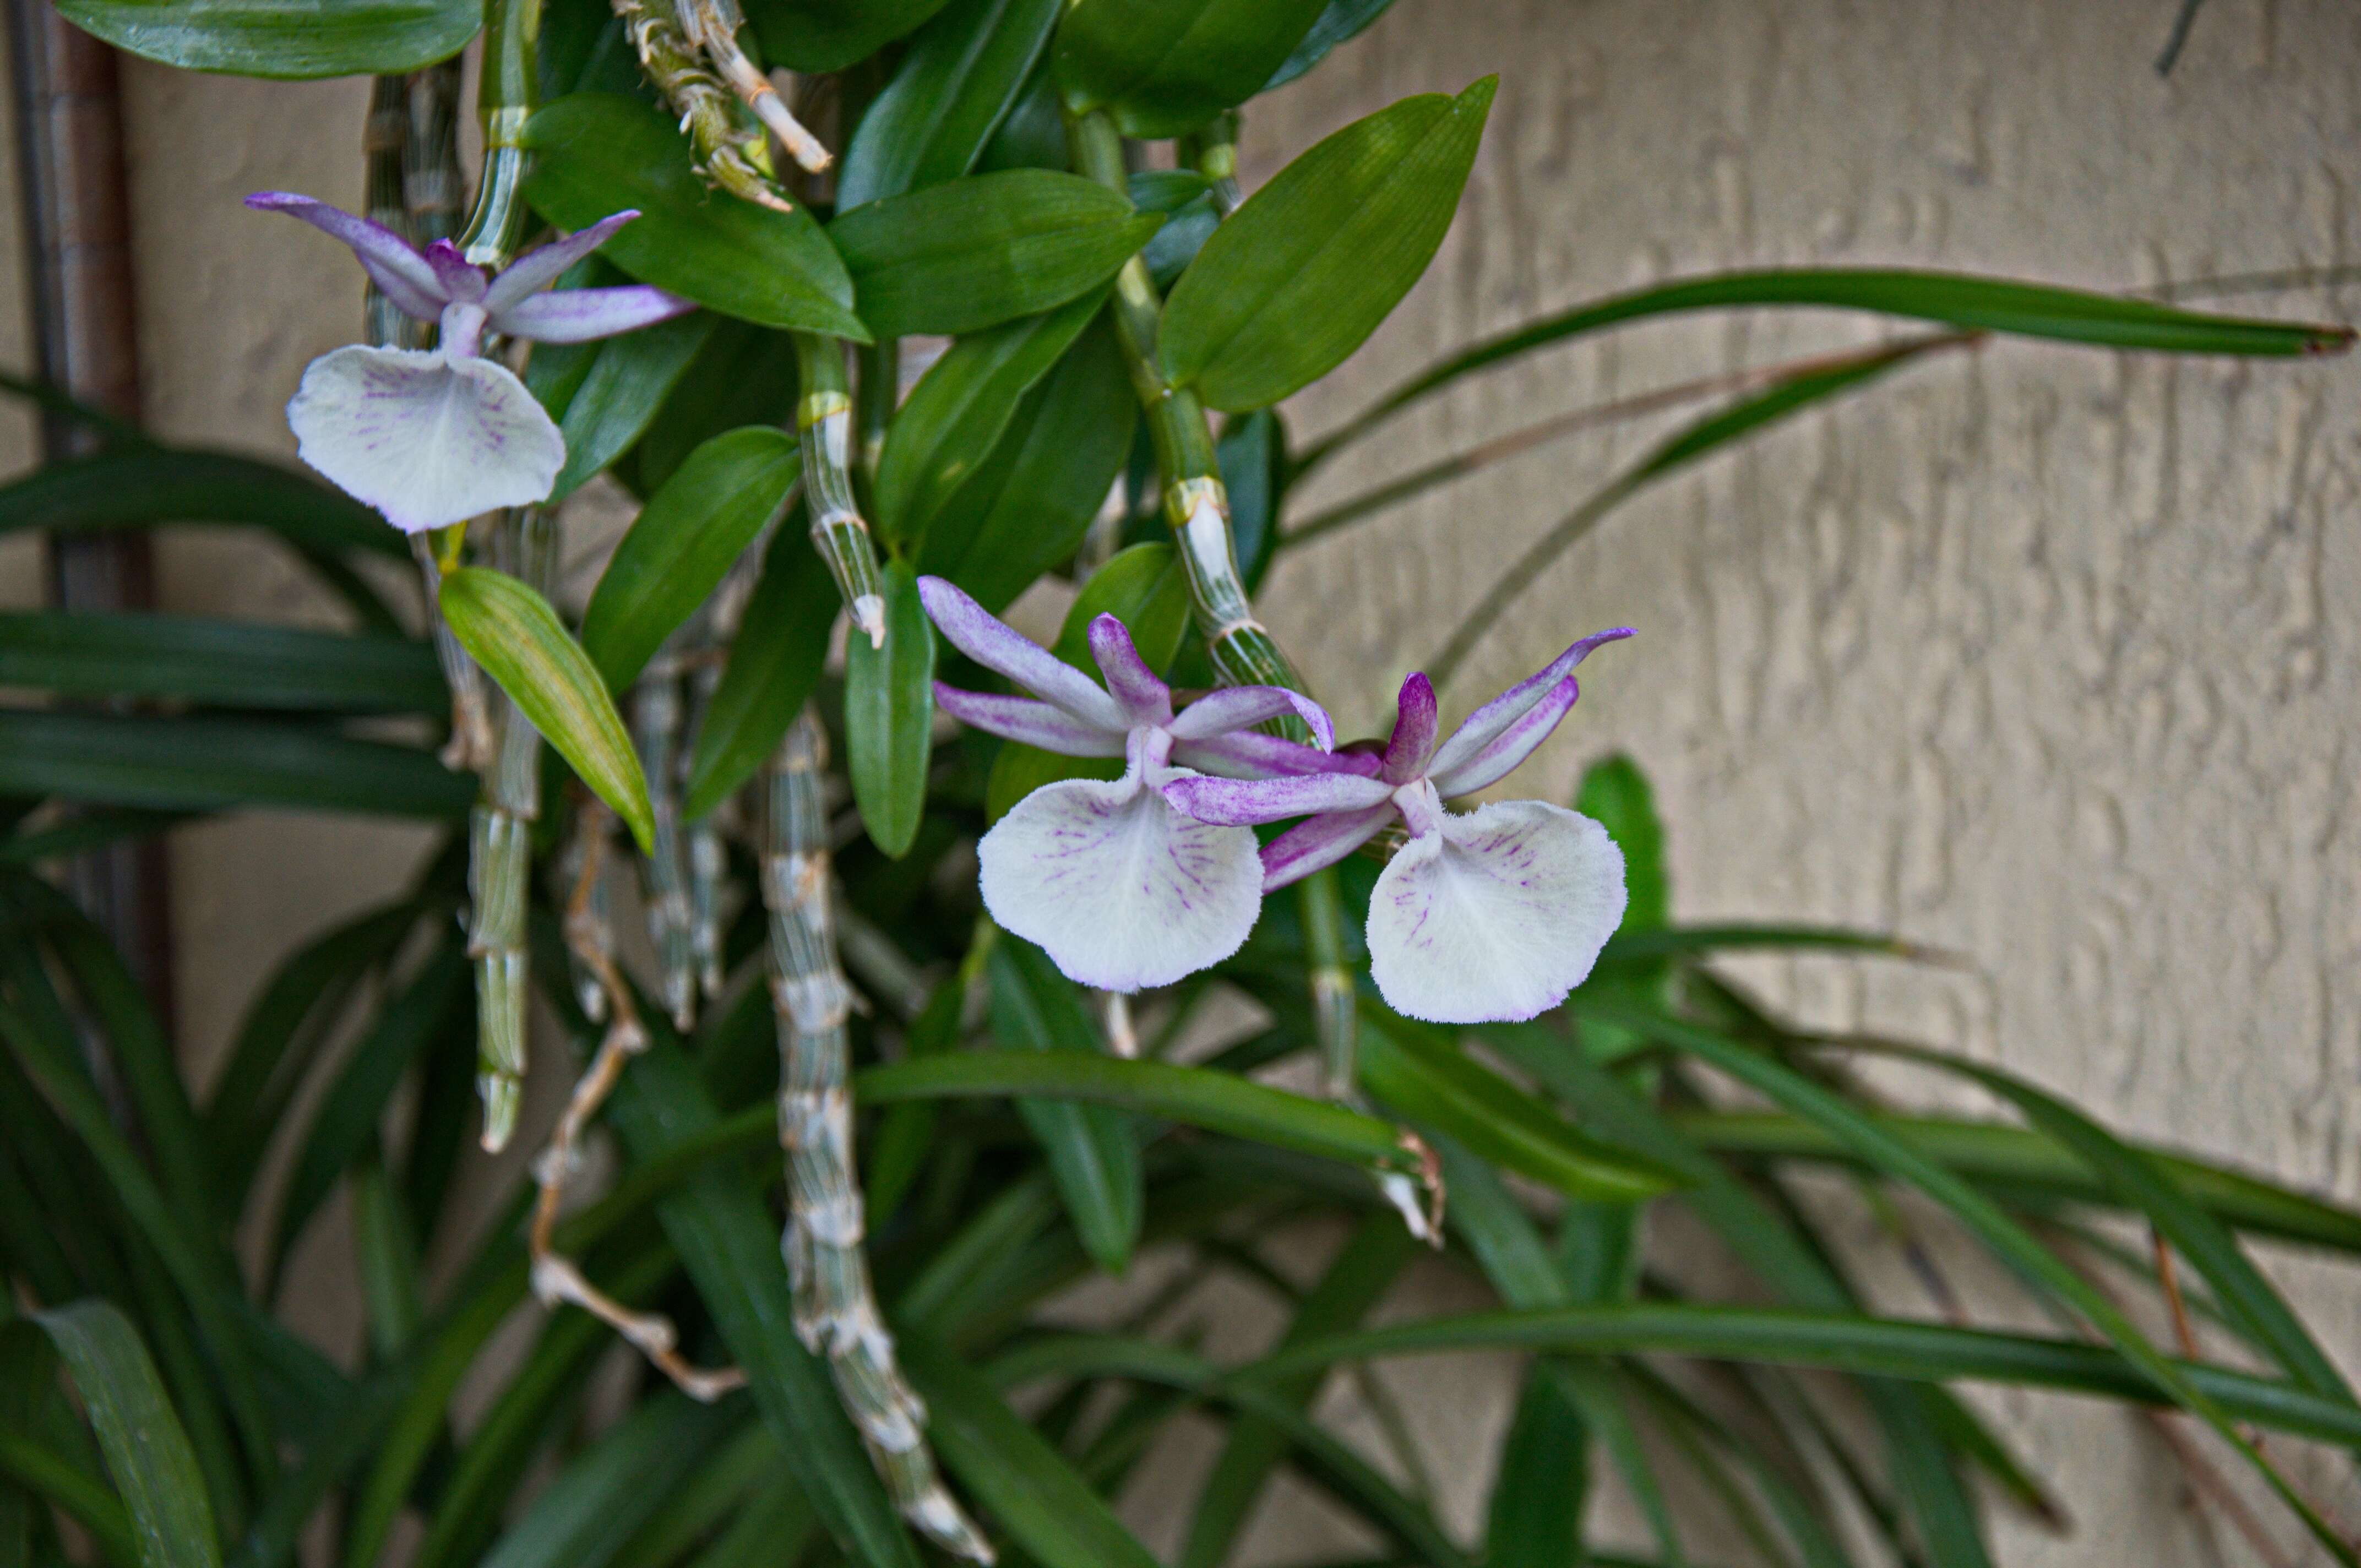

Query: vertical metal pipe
[8,6,175,1034]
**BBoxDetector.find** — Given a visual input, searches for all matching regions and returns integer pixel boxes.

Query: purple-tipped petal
[1162,770,1392,827]
[1170,729,1381,781]
[1366,801,1625,1023]
[934,684,1128,758]
[1381,673,1440,782]
[1259,803,1397,893]
[484,210,641,311]
[917,576,1128,733]
[1085,614,1172,725]
[421,238,488,304]
[1429,677,1576,797]
[1428,628,1633,788]
[1165,685,1336,749]
[492,285,697,344]
[246,191,445,322]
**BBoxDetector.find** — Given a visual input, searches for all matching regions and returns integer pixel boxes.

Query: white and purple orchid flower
[1166,631,1634,1025]
[918,576,1337,992]
[247,193,694,533]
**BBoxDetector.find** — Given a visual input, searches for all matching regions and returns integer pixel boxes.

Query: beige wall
[5,0,2359,1562]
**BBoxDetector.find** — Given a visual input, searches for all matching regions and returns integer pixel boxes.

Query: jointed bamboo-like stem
[792,334,888,647]
[613,0,795,212]
[764,711,993,1563]
[536,798,746,1402]
[632,651,699,1031]
[401,61,465,249]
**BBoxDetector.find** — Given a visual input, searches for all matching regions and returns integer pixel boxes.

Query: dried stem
[613,0,795,211]
[678,0,833,173]
[765,711,992,1562]
[536,797,746,1402]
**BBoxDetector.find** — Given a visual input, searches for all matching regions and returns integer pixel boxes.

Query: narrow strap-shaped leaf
[682,519,839,820]
[1486,1367,1591,1568]
[440,566,655,851]
[0,612,443,713]
[0,445,401,556]
[32,1303,220,1568]
[478,1394,742,1568]
[844,562,937,858]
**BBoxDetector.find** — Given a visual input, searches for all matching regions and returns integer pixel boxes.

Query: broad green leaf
[1160,77,1495,411]
[0,445,400,556]
[897,1333,1162,1568]
[543,312,716,499]
[439,567,655,851]
[917,318,1134,613]
[874,291,1103,546]
[27,1304,217,1568]
[1056,0,1330,138]
[1313,267,2358,467]
[836,0,1062,209]
[1358,1010,1678,1202]
[830,171,1160,337]
[525,95,867,340]
[627,320,801,496]
[1576,755,1668,932]
[844,563,934,858]
[743,0,951,72]
[980,543,1189,821]
[0,710,471,818]
[683,520,838,819]
[1263,0,1397,88]
[0,612,442,713]
[581,427,800,690]
[53,0,475,78]
[988,937,1142,1273]
[975,57,1069,172]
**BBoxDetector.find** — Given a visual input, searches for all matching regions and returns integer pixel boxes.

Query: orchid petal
[492,284,698,344]
[421,239,488,304]
[483,210,641,311]
[1259,803,1397,893]
[934,684,1128,758]
[286,346,562,533]
[1163,770,1392,827]
[1166,685,1336,749]
[1428,628,1633,789]
[1169,730,1381,781]
[1084,614,1174,725]
[977,774,1263,991]
[917,576,1128,733]
[245,192,445,322]
[1381,673,1440,781]
[1366,801,1625,1024]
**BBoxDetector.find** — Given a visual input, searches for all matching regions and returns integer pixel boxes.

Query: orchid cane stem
[764,711,993,1563]
[614,0,792,211]
[792,334,888,647]
[631,648,699,1031]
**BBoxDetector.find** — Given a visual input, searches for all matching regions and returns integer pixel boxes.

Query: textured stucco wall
[3,0,2357,1562]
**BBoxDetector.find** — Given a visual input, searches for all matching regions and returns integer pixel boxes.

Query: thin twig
[534,798,746,1403]
[2155,0,2207,75]
[2153,1227,2204,1361]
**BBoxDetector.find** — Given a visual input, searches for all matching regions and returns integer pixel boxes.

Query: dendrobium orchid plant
[246,193,693,532]
[922,578,1633,1023]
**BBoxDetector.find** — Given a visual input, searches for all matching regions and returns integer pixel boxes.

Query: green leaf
[897,1333,1162,1568]
[1160,77,1494,411]
[743,0,952,72]
[683,519,839,819]
[1056,0,1331,138]
[1357,1010,1678,1202]
[0,612,442,714]
[1485,1372,1591,1568]
[52,0,475,78]
[0,710,471,818]
[844,563,934,858]
[975,58,1069,172]
[439,568,655,851]
[525,95,867,340]
[543,312,717,499]
[0,445,401,556]
[1262,0,1396,89]
[26,1304,217,1568]
[1315,267,2358,466]
[988,937,1142,1273]
[874,291,1103,547]
[916,318,1135,613]
[1599,923,1932,963]
[628,320,801,496]
[830,171,1160,339]
[581,427,800,690]
[478,1394,742,1568]
[1575,755,1667,932]
[836,0,1063,210]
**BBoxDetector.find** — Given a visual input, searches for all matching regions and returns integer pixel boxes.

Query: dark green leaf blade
[683,519,838,819]
[0,612,443,714]
[525,95,867,339]
[0,710,471,818]
[439,567,655,850]
[29,1304,219,1568]
[544,312,717,499]
[1057,0,1330,138]
[0,445,402,557]
[743,0,952,73]
[844,562,934,858]
[1160,77,1494,411]
[581,426,799,690]
[52,0,475,79]
[1262,0,1396,89]
[837,0,1063,210]
[830,171,1160,338]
